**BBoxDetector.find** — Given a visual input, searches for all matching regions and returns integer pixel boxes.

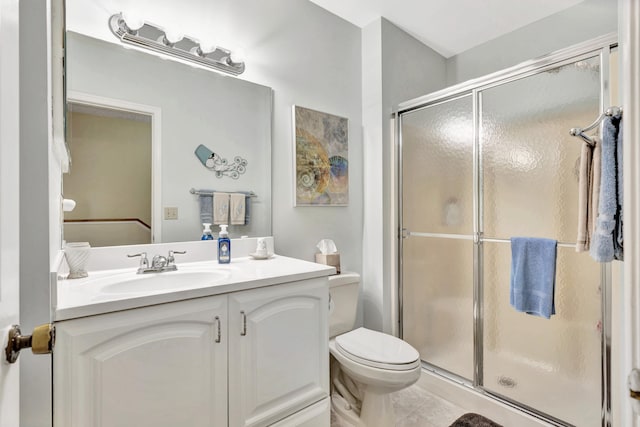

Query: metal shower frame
[396,33,617,427]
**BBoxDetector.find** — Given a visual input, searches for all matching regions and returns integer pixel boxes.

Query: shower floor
[424,343,600,427]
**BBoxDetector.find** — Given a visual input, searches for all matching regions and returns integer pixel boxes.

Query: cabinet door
[53,296,228,427]
[228,278,329,427]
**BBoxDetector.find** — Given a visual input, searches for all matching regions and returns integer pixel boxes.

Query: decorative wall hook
[194,144,248,179]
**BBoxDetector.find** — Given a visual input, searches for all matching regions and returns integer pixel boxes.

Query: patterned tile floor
[330,383,466,427]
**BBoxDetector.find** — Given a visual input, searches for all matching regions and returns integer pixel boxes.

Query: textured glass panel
[481,56,601,241]
[483,243,601,427]
[402,95,473,235]
[402,237,473,379]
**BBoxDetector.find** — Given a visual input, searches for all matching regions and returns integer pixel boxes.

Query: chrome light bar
[108,13,245,76]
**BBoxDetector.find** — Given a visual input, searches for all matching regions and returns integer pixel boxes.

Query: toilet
[328,272,421,427]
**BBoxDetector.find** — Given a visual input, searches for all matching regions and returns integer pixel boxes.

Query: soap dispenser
[201,223,214,240]
[218,225,231,263]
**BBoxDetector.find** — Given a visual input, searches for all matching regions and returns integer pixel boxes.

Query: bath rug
[449,412,502,427]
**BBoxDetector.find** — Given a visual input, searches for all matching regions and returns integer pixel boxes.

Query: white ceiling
[308,0,585,58]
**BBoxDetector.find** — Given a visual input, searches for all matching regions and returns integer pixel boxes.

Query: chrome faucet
[128,250,186,274]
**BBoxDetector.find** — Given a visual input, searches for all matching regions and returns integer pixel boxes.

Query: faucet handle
[167,250,186,264]
[127,252,149,268]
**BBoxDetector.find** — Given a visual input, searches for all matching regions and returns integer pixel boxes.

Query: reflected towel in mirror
[213,192,230,225]
[230,193,246,225]
[198,192,214,225]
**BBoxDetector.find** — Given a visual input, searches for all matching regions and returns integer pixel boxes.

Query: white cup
[65,242,91,279]
[256,238,268,256]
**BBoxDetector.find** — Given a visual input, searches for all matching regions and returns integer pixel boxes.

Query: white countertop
[54,254,335,321]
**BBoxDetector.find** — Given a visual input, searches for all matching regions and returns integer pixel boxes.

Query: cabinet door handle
[240,311,247,336]
[214,316,221,343]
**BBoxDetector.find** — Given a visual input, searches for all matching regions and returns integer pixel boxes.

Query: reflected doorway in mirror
[64,92,162,247]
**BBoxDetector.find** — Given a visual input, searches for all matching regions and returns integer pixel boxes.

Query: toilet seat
[335,327,420,371]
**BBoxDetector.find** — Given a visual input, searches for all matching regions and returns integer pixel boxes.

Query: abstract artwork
[293,106,348,206]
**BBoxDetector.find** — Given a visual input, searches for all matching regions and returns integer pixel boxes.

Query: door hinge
[4,323,54,364]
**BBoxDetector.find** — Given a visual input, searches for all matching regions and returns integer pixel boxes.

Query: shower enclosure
[398,36,616,427]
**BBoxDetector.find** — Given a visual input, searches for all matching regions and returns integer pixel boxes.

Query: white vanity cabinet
[53,277,329,427]
[53,294,229,427]
[228,279,329,427]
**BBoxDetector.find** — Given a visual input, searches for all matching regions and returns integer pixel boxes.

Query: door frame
[619,0,640,425]
[66,91,162,243]
[0,0,22,424]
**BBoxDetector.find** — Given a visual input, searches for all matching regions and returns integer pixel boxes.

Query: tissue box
[315,253,340,274]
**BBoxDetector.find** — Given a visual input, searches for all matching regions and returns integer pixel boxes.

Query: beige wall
[64,111,152,241]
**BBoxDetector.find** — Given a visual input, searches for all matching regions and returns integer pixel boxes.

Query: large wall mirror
[63,3,272,247]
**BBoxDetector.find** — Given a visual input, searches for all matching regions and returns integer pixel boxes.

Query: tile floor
[330,383,467,427]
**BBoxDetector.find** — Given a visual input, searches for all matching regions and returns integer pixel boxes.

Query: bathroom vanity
[52,240,334,427]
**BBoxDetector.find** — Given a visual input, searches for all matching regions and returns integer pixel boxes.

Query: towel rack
[482,237,576,249]
[569,106,623,146]
[189,188,257,198]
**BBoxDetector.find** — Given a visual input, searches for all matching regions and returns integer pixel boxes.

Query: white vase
[64,242,91,279]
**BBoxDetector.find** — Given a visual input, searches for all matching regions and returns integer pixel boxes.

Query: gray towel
[591,114,623,262]
[198,191,214,225]
[239,191,252,225]
[510,237,557,319]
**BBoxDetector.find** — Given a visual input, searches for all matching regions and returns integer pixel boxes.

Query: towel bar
[482,237,575,248]
[190,188,257,197]
[570,105,623,146]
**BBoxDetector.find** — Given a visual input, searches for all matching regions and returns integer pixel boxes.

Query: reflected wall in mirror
[64,31,273,247]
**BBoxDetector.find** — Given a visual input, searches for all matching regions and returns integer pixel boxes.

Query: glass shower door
[401,94,475,380]
[480,56,602,427]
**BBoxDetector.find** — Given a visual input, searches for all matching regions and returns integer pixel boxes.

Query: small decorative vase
[255,238,268,257]
[64,242,91,279]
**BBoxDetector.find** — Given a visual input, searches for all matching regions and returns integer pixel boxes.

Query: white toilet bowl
[328,273,421,426]
[329,327,421,427]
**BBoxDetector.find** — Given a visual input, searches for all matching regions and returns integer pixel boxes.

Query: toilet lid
[335,328,420,371]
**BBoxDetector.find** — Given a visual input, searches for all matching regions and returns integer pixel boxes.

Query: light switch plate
[164,207,178,220]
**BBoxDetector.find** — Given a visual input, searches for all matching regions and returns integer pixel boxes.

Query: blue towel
[510,237,558,319]
[198,191,214,225]
[591,114,623,262]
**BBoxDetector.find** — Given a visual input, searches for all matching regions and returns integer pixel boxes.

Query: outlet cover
[164,207,178,220]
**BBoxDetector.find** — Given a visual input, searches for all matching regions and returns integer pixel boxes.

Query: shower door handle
[401,228,409,239]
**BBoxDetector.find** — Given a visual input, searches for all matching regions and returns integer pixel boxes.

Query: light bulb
[121,12,144,31]
[229,48,246,64]
[163,29,184,45]
[199,39,217,55]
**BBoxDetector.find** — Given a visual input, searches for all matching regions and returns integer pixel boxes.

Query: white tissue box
[315,253,340,274]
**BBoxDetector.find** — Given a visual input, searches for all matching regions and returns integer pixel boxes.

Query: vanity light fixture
[108,12,245,76]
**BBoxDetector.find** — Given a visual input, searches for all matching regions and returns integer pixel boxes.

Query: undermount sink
[102,270,231,294]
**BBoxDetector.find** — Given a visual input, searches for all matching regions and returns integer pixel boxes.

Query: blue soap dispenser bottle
[218,224,231,264]
[201,223,214,240]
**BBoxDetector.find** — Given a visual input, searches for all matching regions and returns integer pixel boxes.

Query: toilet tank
[328,272,360,338]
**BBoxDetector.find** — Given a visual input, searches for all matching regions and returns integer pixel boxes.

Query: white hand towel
[213,192,230,225]
[230,193,246,225]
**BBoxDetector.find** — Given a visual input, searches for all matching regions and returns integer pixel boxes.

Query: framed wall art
[292,105,348,206]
